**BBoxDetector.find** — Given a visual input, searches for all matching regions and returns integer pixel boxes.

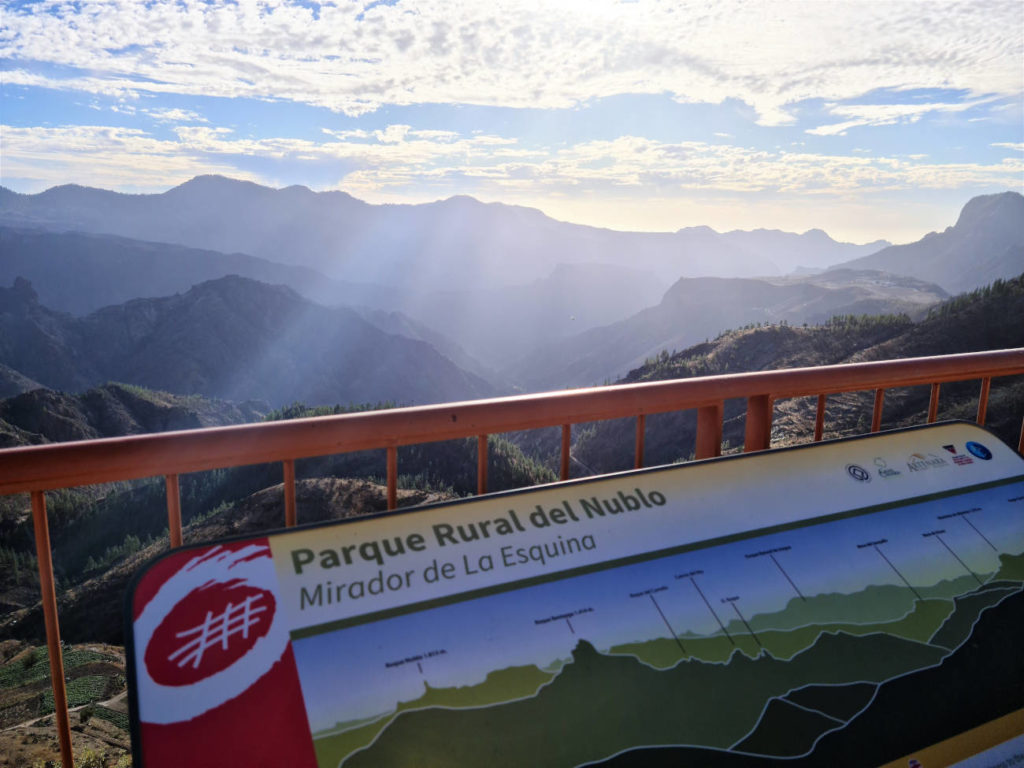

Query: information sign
[127,422,1024,767]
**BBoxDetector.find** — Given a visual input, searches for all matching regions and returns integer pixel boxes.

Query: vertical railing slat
[386,447,398,511]
[634,415,646,469]
[560,425,571,481]
[1018,417,1023,457]
[813,394,827,442]
[477,435,488,495]
[744,395,773,452]
[977,378,991,425]
[695,402,723,459]
[165,474,182,548]
[927,383,940,423]
[283,459,297,527]
[871,388,885,433]
[31,491,75,768]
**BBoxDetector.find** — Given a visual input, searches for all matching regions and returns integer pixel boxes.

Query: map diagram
[292,479,1024,768]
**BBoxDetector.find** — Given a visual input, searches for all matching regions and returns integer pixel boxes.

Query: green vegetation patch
[0,648,116,690]
[41,675,109,712]
[92,704,130,731]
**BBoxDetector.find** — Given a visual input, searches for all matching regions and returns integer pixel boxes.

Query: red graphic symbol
[145,579,275,686]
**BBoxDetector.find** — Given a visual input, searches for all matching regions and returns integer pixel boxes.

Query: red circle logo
[144,578,276,686]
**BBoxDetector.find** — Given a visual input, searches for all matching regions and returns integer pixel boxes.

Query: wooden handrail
[2,349,1022,495]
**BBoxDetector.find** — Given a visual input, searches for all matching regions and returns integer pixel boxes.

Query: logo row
[846,441,992,483]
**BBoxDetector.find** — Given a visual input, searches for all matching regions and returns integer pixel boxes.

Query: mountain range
[502,268,947,391]
[0,275,492,407]
[0,176,890,295]
[2,180,1020,384]
[838,191,1024,294]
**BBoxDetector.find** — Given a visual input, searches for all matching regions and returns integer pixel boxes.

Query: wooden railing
[2,348,1023,767]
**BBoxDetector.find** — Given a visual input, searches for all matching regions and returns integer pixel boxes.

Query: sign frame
[125,420,1024,767]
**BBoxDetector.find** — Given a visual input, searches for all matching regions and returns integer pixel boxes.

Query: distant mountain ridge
[0,176,889,297]
[0,225,394,315]
[832,191,1024,294]
[0,275,493,407]
[503,269,948,390]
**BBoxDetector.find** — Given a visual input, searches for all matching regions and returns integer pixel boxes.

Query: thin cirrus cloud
[805,99,1002,137]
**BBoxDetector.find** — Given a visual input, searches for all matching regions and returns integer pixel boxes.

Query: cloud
[144,107,208,123]
[5,121,1019,205]
[992,142,1024,151]
[0,124,256,190]
[2,0,1021,124]
[806,98,1000,136]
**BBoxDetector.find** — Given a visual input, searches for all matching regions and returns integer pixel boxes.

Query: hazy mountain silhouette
[831,191,1024,293]
[0,225,394,315]
[0,275,493,406]
[408,262,668,368]
[0,176,888,297]
[503,269,947,390]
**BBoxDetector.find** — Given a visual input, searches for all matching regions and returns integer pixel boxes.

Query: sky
[1,0,1023,243]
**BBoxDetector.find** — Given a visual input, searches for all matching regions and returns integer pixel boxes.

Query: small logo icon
[907,452,949,472]
[943,444,957,454]
[873,457,901,478]
[847,464,871,482]
[966,441,992,460]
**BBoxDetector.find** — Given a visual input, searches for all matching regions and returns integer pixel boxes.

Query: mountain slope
[408,262,669,368]
[503,270,946,391]
[832,191,1024,293]
[572,275,1024,474]
[0,275,494,407]
[0,225,394,315]
[0,382,262,449]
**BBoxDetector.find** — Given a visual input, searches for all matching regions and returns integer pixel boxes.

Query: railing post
[386,447,397,511]
[634,415,646,469]
[165,474,182,548]
[871,388,885,433]
[31,491,75,768]
[744,395,773,452]
[1018,417,1023,457]
[695,403,723,459]
[283,459,297,527]
[477,435,488,495]
[560,425,571,481]
[813,394,827,442]
[977,378,991,425]
[927,383,940,423]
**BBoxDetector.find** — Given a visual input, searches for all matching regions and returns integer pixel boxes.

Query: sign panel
[127,422,1024,767]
